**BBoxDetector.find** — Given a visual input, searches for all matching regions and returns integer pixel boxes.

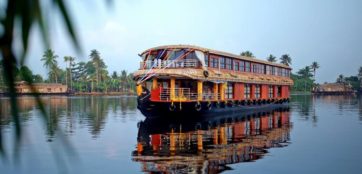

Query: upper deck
[134,45,293,87]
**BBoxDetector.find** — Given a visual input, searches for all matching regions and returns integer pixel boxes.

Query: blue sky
[25,0,362,83]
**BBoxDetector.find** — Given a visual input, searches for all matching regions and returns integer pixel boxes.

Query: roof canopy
[140,44,291,70]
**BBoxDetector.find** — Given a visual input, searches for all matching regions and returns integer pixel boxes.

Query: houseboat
[14,81,68,95]
[312,83,354,95]
[133,45,293,116]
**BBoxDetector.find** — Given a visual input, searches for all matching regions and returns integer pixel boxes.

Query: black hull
[139,107,290,135]
[137,95,290,118]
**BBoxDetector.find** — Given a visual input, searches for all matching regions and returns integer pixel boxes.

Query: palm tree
[337,74,345,84]
[297,66,313,78]
[41,49,59,83]
[358,67,362,89]
[310,61,320,80]
[64,56,75,90]
[120,70,127,92]
[89,49,102,88]
[280,54,292,66]
[267,54,277,62]
[358,67,362,79]
[240,51,254,58]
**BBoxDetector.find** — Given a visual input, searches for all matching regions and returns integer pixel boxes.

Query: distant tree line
[291,62,320,93]
[240,51,292,66]
[0,49,136,93]
[335,67,362,91]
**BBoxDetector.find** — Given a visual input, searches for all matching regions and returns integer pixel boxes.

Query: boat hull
[137,95,290,118]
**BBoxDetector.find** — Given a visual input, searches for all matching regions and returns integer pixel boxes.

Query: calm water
[0,95,362,174]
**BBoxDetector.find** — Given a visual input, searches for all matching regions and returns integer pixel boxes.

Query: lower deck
[137,78,291,103]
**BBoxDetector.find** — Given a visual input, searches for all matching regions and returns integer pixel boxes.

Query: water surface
[0,95,361,173]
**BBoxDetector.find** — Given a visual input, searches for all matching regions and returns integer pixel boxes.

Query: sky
[24,0,362,83]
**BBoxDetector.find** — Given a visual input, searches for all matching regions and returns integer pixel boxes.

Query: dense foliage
[335,72,362,91]
[0,49,136,94]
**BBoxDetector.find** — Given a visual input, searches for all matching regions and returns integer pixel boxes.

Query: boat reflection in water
[132,107,292,173]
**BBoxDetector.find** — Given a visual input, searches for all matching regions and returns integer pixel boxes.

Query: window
[266,65,271,75]
[271,66,276,75]
[234,61,239,71]
[226,58,232,70]
[244,84,251,99]
[245,62,251,72]
[205,56,209,67]
[220,57,226,69]
[225,83,234,99]
[261,65,265,74]
[269,86,274,98]
[277,67,282,76]
[255,85,261,99]
[239,61,245,72]
[282,69,290,77]
[211,57,218,68]
[252,64,257,73]
[185,51,197,60]
[252,64,265,74]
[277,86,282,97]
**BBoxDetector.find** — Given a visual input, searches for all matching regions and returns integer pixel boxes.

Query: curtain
[195,50,206,70]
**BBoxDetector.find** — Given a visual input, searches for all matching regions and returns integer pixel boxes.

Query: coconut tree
[89,49,107,91]
[358,67,362,89]
[240,51,254,58]
[358,67,362,79]
[337,74,345,84]
[267,54,277,62]
[41,49,59,83]
[90,50,100,85]
[120,70,127,92]
[64,56,75,89]
[310,61,320,80]
[280,54,292,66]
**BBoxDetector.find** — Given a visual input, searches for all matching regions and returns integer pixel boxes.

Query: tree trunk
[65,68,68,86]
[69,62,72,91]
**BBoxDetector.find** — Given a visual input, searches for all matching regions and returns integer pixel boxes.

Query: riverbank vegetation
[335,67,362,91]
[0,49,136,94]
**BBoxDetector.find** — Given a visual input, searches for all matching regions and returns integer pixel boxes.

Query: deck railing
[159,88,221,101]
[140,59,199,69]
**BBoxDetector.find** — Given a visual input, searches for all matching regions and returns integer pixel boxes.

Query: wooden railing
[159,88,221,101]
[140,59,199,69]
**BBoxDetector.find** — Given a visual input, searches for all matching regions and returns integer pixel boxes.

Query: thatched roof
[140,44,291,70]
[133,69,293,86]
[15,81,66,87]
[315,83,353,92]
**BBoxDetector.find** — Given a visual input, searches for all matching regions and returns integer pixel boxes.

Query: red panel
[234,83,244,100]
[273,112,279,128]
[151,134,161,147]
[261,116,269,131]
[281,111,290,124]
[249,118,255,135]
[282,86,288,98]
[150,88,161,101]
[240,83,245,100]
[273,86,278,99]
[233,122,245,139]
[261,85,268,99]
[281,86,290,98]
[250,84,255,100]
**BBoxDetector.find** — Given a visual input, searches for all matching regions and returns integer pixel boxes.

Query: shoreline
[0,92,136,97]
